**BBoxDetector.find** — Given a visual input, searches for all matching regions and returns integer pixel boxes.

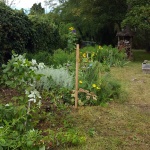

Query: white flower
[28,98,36,103]
[5,104,9,107]
[27,89,41,103]
[25,90,29,95]
[31,59,37,65]
[38,63,45,70]
[29,66,37,71]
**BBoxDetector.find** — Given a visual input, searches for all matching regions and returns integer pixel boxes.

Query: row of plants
[26,45,127,67]
[0,52,86,149]
[0,40,127,149]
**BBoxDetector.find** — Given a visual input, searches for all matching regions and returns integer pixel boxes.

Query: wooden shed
[116,28,134,59]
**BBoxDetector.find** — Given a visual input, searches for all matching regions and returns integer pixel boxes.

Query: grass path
[64,51,150,150]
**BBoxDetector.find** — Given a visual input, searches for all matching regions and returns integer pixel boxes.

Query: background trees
[122,0,150,51]
[57,0,128,46]
[29,2,45,15]
[0,2,33,63]
[0,0,149,64]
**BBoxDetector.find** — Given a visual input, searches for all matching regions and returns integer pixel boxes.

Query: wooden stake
[75,44,79,109]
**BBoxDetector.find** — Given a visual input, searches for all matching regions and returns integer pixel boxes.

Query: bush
[0,103,43,150]
[28,15,60,53]
[51,49,76,67]
[26,51,53,66]
[0,3,33,63]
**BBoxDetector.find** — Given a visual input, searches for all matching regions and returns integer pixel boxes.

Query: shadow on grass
[132,50,150,62]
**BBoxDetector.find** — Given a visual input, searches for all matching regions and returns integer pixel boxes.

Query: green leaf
[27,141,33,147]
[39,146,45,150]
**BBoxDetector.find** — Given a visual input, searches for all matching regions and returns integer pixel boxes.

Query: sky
[12,0,59,11]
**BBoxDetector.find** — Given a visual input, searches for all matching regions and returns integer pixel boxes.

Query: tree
[0,0,16,7]
[58,0,127,45]
[44,0,57,12]
[29,3,45,15]
[122,0,150,31]
[122,0,150,50]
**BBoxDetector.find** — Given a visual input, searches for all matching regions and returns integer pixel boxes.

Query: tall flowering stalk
[67,27,77,53]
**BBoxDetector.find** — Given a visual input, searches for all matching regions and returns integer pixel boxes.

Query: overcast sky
[13,0,59,10]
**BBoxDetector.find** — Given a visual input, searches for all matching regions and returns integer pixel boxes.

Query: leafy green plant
[67,27,77,53]
[0,103,43,150]
[26,51,53,66]
[96,73,121,104]
[51,49,75,67]
[43,129,86,148]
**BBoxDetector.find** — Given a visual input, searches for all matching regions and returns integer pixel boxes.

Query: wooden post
[75,44,79,109]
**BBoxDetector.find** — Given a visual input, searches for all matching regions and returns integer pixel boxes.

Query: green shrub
[26,51,53,66]
[51,49,76,67]
[29,15,60,53]
[97,73,121,104]
[0,3,33,63]
[0,103,43,150]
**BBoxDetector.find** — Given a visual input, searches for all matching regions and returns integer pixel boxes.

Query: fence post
[75,44,79,109]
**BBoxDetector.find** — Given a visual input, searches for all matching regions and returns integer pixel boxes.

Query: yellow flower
[79,80,83,84]
[69,27,74,31]
[83,53,86,58]
[92,84,96,88]
[99,45,103,50]
[91,52,95,57]
[96,87,101,90]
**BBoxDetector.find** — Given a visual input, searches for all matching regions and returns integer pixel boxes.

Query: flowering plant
[0,52,45,112]
[67,27,77,53]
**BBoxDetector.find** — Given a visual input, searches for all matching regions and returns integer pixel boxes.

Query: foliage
[67,27,77,53]
[0,53,86,149]
[0,53,43,92]
[46,129,86,147]
[26,51,53,66]
[77,61,121,105]
[80,45,127,67]
[50,49,75,67]
[28,14,60,53]
[0,103,43,150]
[0,3,33,63]
[0,52,45,120]
[35,66,74,90]
[122,2,150,31]
[122,0,150,51]
[29,2,45,15]
[58,0,127,45]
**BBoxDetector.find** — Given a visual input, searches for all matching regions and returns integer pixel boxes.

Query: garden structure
[116,27,134,59]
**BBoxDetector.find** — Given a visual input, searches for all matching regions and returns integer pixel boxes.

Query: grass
[62,49,150,150]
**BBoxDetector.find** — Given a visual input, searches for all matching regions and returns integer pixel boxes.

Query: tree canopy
[29,3,45,15]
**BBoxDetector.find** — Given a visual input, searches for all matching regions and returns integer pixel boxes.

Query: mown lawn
[63,50,150,150]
